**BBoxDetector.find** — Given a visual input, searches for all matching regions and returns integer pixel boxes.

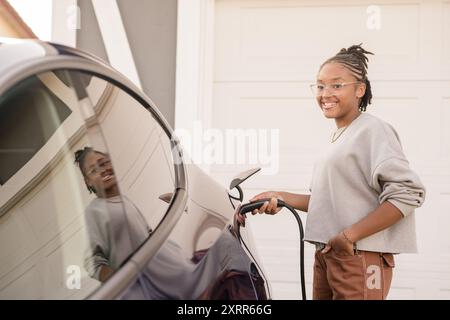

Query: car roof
[0,38,109,76]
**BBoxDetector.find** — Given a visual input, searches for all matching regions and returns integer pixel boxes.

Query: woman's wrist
[342,229,356,244]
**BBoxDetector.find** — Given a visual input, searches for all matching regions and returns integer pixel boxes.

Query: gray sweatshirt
[83,195,151,280]
[305,113,426,253]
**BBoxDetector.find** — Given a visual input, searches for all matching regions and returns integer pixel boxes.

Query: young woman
[236,44,426,300]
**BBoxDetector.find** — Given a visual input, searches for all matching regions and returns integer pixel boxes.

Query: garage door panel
[413,184,449,249]
[444,3,450,65]
[214,95,326,147]
[213,83,330,181]
[380,256,450,299]
[369,97,437,161]
[216,0,422,82]
[388,286,416,300]
[437,194,450,253]
[442,98,450,158]
[213,83,332,145]
[370,82,449,164]
[438,289,450,299]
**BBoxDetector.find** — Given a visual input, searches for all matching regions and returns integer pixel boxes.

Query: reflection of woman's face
[83,151,119,198]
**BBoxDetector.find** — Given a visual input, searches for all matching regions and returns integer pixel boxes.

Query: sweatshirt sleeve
[371,157,426,217]
[84,205,110,280]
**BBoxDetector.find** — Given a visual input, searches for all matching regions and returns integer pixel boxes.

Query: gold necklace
[331,113,362,143]
[331,126,349,143]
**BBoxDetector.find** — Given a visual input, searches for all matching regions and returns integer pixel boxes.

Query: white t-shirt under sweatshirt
[305,113,426,253]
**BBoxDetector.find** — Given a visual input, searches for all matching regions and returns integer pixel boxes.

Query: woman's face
[316,62,366,127]
[83,151,118,198]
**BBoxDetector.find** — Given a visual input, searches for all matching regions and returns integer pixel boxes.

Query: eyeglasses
[86,159,112,176]
[309,81,361,96]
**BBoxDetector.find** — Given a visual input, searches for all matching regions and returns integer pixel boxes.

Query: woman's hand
[249,191,284,215]
[322,231,355,256]
[232,191,284,235]
[232,204,246,237]
[99,265,114,282]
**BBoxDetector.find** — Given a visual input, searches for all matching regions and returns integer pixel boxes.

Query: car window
[63,71,182,300]
[0,70,138,299]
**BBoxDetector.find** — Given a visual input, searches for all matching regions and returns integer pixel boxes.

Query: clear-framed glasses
[86,158,112,176]
[309,81,361,96]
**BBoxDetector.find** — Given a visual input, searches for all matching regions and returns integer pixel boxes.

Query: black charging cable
[238,198,306,300]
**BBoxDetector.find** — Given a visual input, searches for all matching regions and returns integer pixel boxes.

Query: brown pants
[313,249,395,300]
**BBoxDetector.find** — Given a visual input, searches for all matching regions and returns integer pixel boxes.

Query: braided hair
[74,146,106,194]
[320,44,374,112]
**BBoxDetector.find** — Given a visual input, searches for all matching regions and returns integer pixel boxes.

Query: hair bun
[74,146,93,165]
[338,43,373,69]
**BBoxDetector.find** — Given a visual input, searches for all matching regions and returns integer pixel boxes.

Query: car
[0,39,271,300]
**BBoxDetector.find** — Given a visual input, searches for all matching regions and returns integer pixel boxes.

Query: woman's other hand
[249,191,284,215]
[322,231,355,256]
[232,204,246,237]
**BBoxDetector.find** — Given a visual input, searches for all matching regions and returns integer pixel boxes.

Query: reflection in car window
[0,69,163,299]
[73,71,176,233]
[64,71,180,298]
[0,71,110,299]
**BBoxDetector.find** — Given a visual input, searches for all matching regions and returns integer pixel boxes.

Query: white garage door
[212,0,450,299]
